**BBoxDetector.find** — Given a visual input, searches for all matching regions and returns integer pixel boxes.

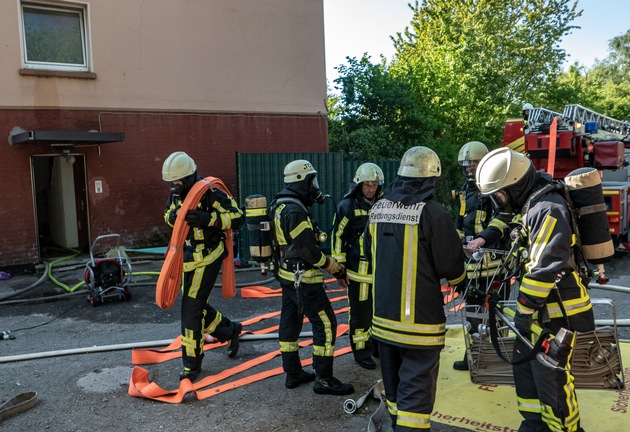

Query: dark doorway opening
[31,154,89,261]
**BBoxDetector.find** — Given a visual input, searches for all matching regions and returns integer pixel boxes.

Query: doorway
[31,154,89,260]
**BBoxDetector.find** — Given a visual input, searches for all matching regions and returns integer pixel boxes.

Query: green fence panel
[236,154,401,264]
[236,152,344,263]
[342,160,400,191]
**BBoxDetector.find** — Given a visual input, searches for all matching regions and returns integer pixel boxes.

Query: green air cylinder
[564,168,615,264]
[245,194,272,263]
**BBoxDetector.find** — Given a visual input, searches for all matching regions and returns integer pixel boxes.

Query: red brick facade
[0,109,327,266]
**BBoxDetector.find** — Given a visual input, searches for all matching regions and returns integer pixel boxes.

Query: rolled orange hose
[156,177,236,310]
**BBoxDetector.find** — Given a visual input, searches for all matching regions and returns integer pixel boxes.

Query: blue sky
[323,0,630,84]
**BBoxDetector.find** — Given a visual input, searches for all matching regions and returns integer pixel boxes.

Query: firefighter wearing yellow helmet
[271,159,354,395]
[331,162,384,370]
[162,151,244,381]
[364,146,465,431]
[476,148,594,432]
[453,141,512,371]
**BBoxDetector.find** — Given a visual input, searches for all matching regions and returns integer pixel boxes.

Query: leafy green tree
[586,30,630,121]
[328,54,439,161]
[391,0,581,140]
[327,0,586,208]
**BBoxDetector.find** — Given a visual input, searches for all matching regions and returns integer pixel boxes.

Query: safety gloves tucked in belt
[513,311,533,338]
[323,257,347,288]
[185,210,220,228]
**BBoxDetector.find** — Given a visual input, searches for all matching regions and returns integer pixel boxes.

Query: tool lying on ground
[0,392,38,421]
[492,302,573,371]
[343,379,384,414]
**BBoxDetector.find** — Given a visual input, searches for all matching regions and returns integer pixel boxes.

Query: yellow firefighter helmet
[162,151,197,182]
[398,146,441,178]
[284,159,317,183]
[475,148,532,195]
[354,163,384,185]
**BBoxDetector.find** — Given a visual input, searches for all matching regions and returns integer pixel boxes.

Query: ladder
[563,104,630,136]
[525,107,572,133]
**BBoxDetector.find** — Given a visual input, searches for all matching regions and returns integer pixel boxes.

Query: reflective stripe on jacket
[365,198,465,349]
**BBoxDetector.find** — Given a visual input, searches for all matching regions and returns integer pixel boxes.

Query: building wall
[0,0,328,267]
[0,0,327,114]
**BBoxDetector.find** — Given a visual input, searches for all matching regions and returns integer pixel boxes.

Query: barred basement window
[20,1,90,72]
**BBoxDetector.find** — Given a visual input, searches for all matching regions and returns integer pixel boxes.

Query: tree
[391,0,581,141]
[328,54,439,161]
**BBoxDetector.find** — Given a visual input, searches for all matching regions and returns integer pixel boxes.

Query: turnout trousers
[180,257,237,369]
[347,276,374,357]
[379,342,441,431]
[513,311,594,432]
[278,279,337,378]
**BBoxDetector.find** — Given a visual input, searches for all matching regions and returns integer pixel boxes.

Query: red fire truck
[501,104,630,248]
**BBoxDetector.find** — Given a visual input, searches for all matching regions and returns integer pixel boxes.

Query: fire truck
[501,104,630,248]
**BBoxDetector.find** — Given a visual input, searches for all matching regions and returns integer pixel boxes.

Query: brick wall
[0,109,328,267]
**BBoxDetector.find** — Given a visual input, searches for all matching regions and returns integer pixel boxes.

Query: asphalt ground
[1,251,629,431]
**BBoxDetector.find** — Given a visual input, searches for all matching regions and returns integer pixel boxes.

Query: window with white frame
[20,1,89,72]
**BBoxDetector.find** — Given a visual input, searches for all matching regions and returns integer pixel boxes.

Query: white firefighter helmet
[162,151,197,182]
[457,141,489,167]
[354,163,384,185]
[397,146,441,178]
[284,159,317,183]
[522,102,534,111]
[475,148,532,195]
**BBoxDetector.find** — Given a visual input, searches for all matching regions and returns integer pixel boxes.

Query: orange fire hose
[156,176,236,310]
[128,324,351,403]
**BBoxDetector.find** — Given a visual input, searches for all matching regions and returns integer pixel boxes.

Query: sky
[323,0,630,85]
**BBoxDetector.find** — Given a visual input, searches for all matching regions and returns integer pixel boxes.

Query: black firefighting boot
[453,352,469,371]
[313,376,355,395]
[312,356,354,395]
[179,365,202,381]
[227,322,242,358]
[285,370,316,389]
[354,349,377,370]
[180,355,203,381]
[282,351,314,389]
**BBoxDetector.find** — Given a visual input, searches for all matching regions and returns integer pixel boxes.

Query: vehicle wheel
[123,288,132,301]
[88,292,99,307]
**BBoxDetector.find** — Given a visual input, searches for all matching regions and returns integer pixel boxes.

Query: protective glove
[185,210,211,228]
[513,311,532,338]
[324,257,347,282]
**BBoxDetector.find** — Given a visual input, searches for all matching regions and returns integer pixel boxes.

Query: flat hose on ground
[156,177,236,310]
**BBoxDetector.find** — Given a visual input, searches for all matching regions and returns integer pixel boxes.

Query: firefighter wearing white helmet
[332,162,384,370]
[162,151,197,182]
[452,142,512,371]
[271,159,354,395]
[162,151,244,381]
[522,102,533,120]
[364,146,465,431]
[476,147,594,432]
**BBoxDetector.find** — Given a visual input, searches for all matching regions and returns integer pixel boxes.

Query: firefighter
[364,147,466,431]
[271,159,354,395]
[332,162,384,370]
[453,141,511,371]
[522,102,533,121]
[476,148,594,432]
[162,151,244,381]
